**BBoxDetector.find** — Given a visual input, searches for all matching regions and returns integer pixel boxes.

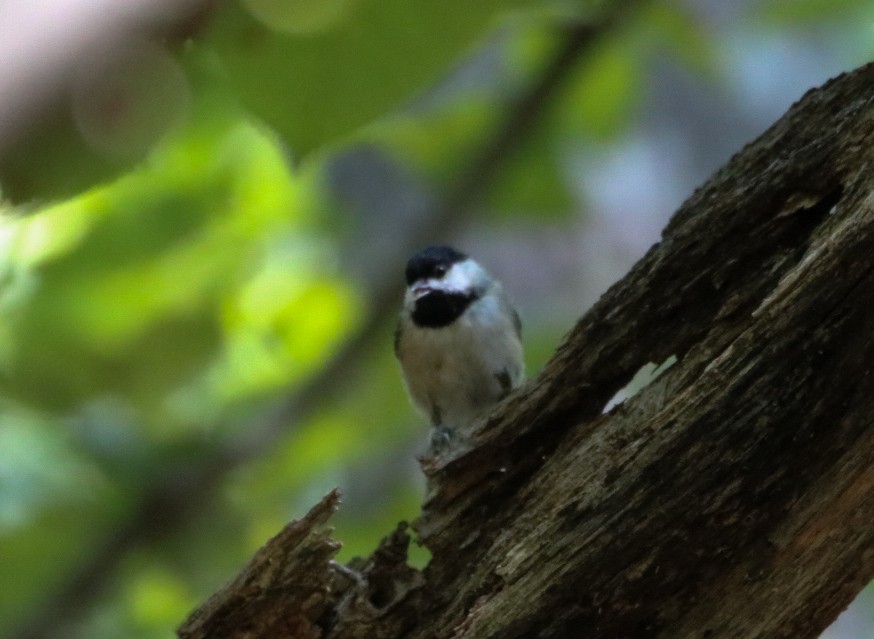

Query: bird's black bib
[412,290,480,328]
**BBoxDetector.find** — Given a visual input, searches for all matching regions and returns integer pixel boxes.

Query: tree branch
[180,61,874,638]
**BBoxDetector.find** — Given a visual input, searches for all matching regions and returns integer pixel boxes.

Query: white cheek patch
[405,259,480,307]
[439,260,477,293]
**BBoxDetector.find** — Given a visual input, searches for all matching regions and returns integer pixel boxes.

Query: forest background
[0,1,872,638]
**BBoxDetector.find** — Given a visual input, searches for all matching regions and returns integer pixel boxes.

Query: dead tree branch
[180,61,874,638]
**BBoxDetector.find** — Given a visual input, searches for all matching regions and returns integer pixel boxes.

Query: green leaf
[561,34,641,142]
[204,0,535,157]
[642,3,719,77]
[0,112,134,205]
[486,124,576,217]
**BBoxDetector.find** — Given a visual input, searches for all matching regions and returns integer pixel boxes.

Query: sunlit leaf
[128,566,195,630]
[0,93,314,413]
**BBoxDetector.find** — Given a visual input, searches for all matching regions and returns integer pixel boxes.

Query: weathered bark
[178,62,874,639]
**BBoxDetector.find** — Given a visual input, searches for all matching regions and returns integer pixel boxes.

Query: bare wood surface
[179,62,874,639]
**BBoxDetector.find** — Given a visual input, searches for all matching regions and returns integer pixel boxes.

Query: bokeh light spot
[72,40,191,159]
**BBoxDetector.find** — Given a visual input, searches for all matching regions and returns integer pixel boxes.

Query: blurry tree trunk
[178,62,874,639]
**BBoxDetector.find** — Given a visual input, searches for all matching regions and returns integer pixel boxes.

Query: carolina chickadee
[394,245,524,450]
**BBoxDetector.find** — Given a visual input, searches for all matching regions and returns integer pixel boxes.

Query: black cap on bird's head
[404,245,468,286]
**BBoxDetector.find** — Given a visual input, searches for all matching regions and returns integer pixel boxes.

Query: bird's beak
[412,284,433,300]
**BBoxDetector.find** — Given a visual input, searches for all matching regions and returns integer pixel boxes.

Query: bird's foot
[429,425,454,456]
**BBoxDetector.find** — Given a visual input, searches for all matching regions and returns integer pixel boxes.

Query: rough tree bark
[178,61,874,639]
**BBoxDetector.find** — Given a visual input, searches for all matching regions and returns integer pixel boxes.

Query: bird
[394,245,524,452]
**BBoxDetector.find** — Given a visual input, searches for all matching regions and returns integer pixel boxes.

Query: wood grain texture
[179,62,874,639]
[178,491,341,639]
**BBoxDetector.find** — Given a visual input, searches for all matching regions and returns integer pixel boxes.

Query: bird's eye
[434,265,447,277]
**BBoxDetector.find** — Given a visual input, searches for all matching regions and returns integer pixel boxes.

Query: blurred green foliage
[757,0,874,25]
[0,1,871,638]
[207,0,539,156]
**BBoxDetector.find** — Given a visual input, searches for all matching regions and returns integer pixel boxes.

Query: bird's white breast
[397,293,524,430]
